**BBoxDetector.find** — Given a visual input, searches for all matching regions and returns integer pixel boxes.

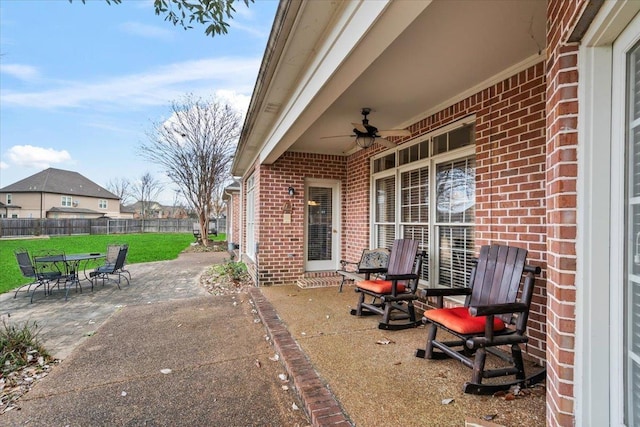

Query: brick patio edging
[248,288,353,427]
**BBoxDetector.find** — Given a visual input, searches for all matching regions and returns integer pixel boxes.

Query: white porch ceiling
[233,0,547,175]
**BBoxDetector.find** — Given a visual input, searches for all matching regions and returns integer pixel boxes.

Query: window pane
[374,153,396,173]
[403,225,429,283]
[401,167,429,222]
[436,157,475,223]
[375,176,395,223]
[438,225,474,288]
[376,224,396,250]
[307,187,332,261]
[627,39,640,425]
[449,124,474,150]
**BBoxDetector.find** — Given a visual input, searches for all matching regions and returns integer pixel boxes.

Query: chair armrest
[469,302,529,317]
[385,273,417,281]
[419,287,472,299]
[357,267,388,275]
[338,260,359,269]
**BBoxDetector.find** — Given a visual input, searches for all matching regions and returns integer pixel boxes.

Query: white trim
[304,178,341,271]
[577,1,640,425]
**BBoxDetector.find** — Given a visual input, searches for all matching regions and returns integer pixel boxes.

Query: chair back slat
[387,239,419,276]
[114,245,129,270]
[15,249,36,278]
[470,244,528,323]
[106,244,122,264]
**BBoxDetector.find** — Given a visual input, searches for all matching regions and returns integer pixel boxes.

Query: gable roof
[0,168,119,199]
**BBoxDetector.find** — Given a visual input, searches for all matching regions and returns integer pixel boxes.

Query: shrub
[0,320,51,376]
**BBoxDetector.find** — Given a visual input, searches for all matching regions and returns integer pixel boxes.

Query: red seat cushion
[423,307,505,335]
[357,280,406,294]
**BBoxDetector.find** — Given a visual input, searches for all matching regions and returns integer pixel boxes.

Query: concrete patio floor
[259,285,546,427]
[1,251,546,426]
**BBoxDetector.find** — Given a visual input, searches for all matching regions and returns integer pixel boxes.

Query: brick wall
[397,62,548,365]
[241,63,549,365]
[249,152,347,285]
[545,0,585,425]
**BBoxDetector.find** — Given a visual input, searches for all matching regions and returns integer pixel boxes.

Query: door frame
[304,178,341,271]
[577,1,640,425]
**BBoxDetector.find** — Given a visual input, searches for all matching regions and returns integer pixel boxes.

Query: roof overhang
[232,0,547,177]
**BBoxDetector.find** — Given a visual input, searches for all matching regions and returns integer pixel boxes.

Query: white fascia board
[259,0,432,165]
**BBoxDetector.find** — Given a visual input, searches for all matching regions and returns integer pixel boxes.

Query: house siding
[545,0,586,425]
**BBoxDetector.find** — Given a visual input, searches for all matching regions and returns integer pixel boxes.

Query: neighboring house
[126,201,189,219]
[0,168,120,219]
[231,1,638,425]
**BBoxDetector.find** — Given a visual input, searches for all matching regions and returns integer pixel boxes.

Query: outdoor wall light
[288,186,295,197]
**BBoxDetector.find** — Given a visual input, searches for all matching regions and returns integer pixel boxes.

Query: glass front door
[305,181,340,271]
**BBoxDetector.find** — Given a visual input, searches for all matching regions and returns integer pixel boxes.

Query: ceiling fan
[324,108,411,151]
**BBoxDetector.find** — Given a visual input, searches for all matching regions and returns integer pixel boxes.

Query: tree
[131,172,163,219]
[139,94,241,245]
[74,0,254,37]
[106,177,132,205]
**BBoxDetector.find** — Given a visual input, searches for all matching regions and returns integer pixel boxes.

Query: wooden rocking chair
[415,244,543,394]
[349,239,425,330]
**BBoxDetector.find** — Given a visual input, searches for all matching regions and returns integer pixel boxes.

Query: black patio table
[34,253,105,300]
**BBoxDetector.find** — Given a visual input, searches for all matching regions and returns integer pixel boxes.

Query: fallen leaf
[121,391,127,397]
[160,369,172,374]
[269,354,280,361]
[255,359,262,368]
[376,338,395,345]
[483,414,498,421]
[441,398,455,405]
[393,361,402,365]
[292,403,299,411]
[278,373,288,382]
[281,385,289,391]
[504,393,516,401]
[493,390,507,398]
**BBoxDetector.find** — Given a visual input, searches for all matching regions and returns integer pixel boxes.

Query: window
[99,199,107,209]
[61,196,72,207]
[371,120,475,288]
[11,214,18,218]
[246,173,256,260]
[6,194,12,205]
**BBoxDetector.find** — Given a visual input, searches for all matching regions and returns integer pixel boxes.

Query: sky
[0,0,278,204]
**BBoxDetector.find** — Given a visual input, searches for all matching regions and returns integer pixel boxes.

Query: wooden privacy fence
[0,218,226,238]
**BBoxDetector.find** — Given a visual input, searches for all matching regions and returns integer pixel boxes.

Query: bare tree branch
[139,94,241,245]
[105,177,132,205]
[131,172,163,219]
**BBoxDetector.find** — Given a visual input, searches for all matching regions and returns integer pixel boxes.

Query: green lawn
[0,233,226,294]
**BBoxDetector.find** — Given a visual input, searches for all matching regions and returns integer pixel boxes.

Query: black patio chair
[90,244,130,289]
[14,249,65,303]
[105,243,131,280]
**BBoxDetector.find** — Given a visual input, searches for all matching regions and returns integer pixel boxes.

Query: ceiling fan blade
[375,137,397,149]
[352,122,367,133]
[320,134,354,139]
[377,129,411,138]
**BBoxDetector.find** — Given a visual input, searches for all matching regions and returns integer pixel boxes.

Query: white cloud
[229,21,269,38]
[214,90,251,116]
[0,63,40,81]
[0,161,8,170]
[7,145,72,169]
[120,21,173,40]
[0,57,261,110]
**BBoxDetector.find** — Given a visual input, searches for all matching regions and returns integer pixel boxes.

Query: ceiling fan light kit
[324,108,411,151]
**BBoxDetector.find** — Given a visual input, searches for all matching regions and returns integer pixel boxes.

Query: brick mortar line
[248,288,353,427]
